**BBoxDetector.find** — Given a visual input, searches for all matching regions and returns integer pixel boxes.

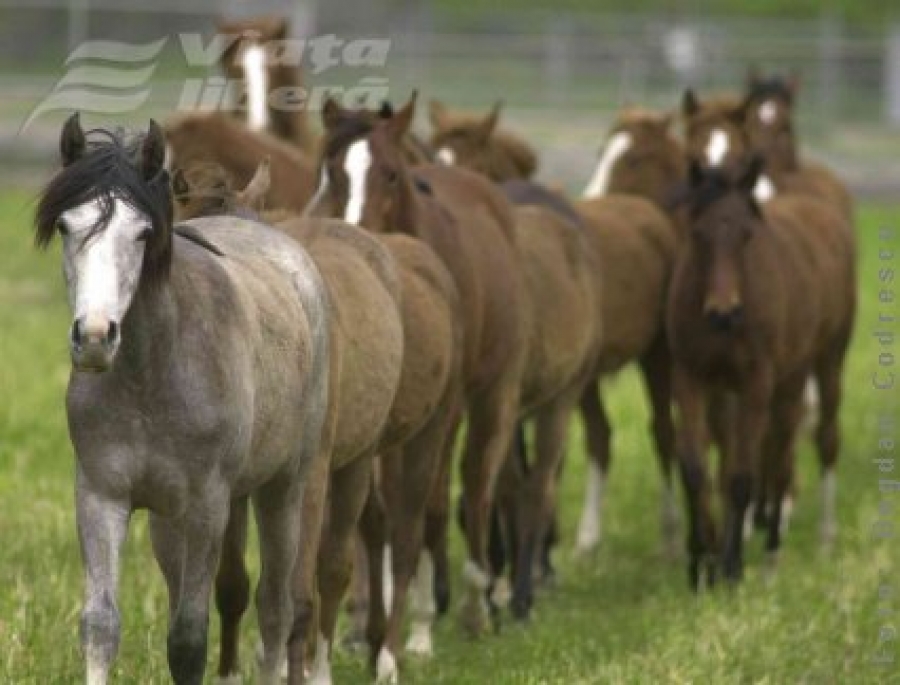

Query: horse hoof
[510,596,531,622]
[375,647,398,684]
[405,623,433,657]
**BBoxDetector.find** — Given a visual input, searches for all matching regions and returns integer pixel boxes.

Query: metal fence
[0,1,897,192]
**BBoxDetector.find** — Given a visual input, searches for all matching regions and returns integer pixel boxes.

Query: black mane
[34,126,174,284]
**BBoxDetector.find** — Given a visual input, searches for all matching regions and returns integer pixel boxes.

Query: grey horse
[34,114,332,685]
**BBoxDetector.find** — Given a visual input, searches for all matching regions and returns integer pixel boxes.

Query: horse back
[407,164,527,393]
[577,195,677,371]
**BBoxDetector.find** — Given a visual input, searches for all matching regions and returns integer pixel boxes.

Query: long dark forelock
[323,115,374,160]
[35,126,174,284]
[747,78,793,106]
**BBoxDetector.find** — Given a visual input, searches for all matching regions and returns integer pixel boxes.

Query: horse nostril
[706,309,740,332]
[71,318,85,346]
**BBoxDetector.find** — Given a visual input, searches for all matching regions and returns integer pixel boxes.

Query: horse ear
[171,168,189,198]
[142,119,166,180]
[237,156,271,210]
[477,101,502,141]
[682,89,700,118]
[271,17,289,40]
[379,100,395,120]
[746,65,761,88]
[387,91,417,142]
[60,112,86,167]
[322,97,344,130]
[428,99,449,130]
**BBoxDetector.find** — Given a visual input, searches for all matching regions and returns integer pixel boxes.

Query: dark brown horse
[164,111,317,213]
[667,159,855,588]
[217,16,317,153]
[427,101,681,559]
[313,93,529,637]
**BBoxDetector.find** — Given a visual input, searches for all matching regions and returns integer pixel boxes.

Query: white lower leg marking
[583,131,632,198]
[86,649,107,685]
[743,503,756,541]
[780,493,794,536]
[343,139,372,225]
[802,376,821,432]
[242,44,268,131]
[576,462,605,551]
[307,634,332,685]
[405,551,435,656]
[705,128,729,167]
[382,544,394,612]
[822,467,837,543]
[375,647,399,684]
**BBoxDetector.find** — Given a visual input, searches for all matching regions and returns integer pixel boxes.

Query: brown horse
[313,93,529,636]
[216,16,317,153]
[667,158,855,588]
[742,71,853,220]
[427,101,681,559]
[428,100,537,181]
[164,111,317,213]
[173,160,465,682]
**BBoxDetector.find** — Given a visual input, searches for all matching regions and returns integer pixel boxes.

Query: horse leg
[576,380,611,553]
[511,388,579,620]
[639,336,679,558]
[459,381,520,637]
[214,497,250,683]
[672,366,716,591]
[424,427,455,617]
[288,447,331,685]
[815,347,847,551]
[76,474,130,685]
[763,376,806,577]
[342,533,370,651]
[252,476,306,685]
[722,371,772,583]
[357,472,387,665]
[161,486,230,685]
[317,455,376,681]
[381,412,452,679]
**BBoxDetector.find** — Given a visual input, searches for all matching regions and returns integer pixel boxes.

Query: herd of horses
[32,16,857,685]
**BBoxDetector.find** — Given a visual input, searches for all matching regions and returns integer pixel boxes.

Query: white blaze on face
[62,198,148,331]
[242,44,268,131]
[759,100,779,126]
[436,146,456,165]
[343,139,372,225]
[754,174,776,203]
[583,131,632,199]
[705,128,730,167]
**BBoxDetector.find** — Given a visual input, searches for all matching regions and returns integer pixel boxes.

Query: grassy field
[0,188,897,684]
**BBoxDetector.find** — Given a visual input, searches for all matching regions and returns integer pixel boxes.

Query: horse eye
[56,219,69,236]
[385,169,398,184]
[136,227,152,242]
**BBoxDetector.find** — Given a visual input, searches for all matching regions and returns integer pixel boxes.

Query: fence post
[67,0,89,53]
[887,25,900,126]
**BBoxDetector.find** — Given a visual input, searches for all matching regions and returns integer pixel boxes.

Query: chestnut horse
[172,161,464,682]
[216,16,317,153]
[165,111,317,213]
[742,71,853,220]
[429,101,681,559]
[668,159,855,588]
[312,93,529,637]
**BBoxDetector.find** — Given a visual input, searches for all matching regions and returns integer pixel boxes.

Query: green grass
[0,189,898,683]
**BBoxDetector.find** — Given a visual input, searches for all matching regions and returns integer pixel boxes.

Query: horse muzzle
[703,303,743,333]
[70,315,119,372]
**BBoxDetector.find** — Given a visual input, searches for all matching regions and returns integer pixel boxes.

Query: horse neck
[115,279,178,381]
[393,173,425,237]
[268,65,313,151]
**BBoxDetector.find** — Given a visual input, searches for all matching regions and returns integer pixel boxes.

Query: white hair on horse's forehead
[242,44,268,131]
[582,131,632,199]
[758,100,779,125]
[754,174,776,202]
[436,147,456,165]
[343,139,372,225]
[705,128,730,167]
